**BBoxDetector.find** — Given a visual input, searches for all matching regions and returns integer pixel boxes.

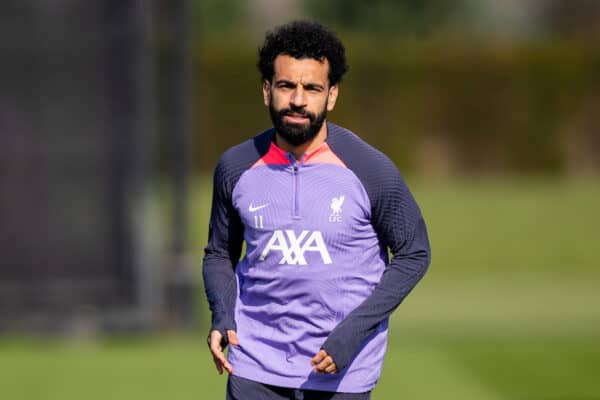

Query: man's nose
[290,87,307,107]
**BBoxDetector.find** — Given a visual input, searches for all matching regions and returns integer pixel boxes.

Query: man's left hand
[311,349,338,374]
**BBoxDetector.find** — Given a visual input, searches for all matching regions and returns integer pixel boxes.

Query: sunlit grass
[2,177,598,399]
[2,333,598,400]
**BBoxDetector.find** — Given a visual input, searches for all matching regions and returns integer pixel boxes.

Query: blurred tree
[305,0,469,36]
[541,0,600,39]
[190,0,245,38]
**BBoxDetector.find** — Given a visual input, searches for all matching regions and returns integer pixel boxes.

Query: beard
[269,98,327,146]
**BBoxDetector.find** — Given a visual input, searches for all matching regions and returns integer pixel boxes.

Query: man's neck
[275,121,328,161]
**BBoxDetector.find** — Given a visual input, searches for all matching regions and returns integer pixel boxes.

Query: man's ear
[327,84,339,111]
[262,80,271,107]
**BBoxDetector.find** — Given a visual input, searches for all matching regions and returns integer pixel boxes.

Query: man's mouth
[283,113,310,124]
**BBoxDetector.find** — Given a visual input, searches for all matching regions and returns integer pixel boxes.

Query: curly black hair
[258,21,348,86]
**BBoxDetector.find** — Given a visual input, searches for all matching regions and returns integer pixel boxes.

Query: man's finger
[227,330,239,346]
[221,358,234,374]
[315,355,334,372]
[211,353,224,375]
[209,342,226,374]
[210,346,234,374]
[310,349,327,366]
[208,330,223,349]
[324,363,338,374]
[210,342,234,373]
[208,330,234,374]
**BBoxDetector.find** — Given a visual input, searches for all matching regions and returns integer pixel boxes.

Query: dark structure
[0,0,192,333]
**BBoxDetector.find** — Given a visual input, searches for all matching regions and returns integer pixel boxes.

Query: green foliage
[305,0,468,36]
[191,39,600,174]
[190,0,246,37]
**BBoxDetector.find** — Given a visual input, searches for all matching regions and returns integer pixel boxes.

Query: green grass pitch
[1,177,599,399]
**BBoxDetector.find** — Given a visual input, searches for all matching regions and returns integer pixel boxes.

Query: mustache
[277,107,315,120]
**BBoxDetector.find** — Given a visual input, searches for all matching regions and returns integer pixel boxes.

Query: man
[203,21,431,399]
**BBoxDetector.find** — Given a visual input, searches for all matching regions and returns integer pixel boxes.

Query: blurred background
[1,0,599,399]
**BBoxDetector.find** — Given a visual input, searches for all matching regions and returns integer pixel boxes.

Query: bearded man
[203,20,431,400]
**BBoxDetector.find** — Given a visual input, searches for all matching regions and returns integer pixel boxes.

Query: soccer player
[203,21,431,399]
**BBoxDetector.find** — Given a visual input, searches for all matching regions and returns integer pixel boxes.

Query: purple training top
[203,122,430,393]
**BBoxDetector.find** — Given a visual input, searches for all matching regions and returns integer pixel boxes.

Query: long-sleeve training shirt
[203,122,431,393]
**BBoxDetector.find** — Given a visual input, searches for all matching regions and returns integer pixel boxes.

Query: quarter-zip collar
[272,137,328,165]
[287,153,301,218]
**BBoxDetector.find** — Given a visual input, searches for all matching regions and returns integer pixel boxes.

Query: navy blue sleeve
[202,155,243,340]
[202,130,274,341]
[323,123,431,370]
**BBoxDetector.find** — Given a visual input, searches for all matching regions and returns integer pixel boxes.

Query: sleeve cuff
[211,314,236,343]
[321,335,354,371]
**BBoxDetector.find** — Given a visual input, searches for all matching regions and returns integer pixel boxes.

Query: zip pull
[287,152,300,173]
[286,152,305,170]
[288,153,301,218]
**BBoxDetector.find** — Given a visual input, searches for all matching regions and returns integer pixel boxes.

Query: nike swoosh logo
[249,203,269,212]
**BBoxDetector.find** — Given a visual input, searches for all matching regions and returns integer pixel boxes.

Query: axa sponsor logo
[259,230,332,265]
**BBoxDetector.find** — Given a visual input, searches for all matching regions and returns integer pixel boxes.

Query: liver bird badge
[329,196,345,222]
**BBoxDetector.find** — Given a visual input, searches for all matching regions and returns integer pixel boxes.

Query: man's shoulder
[327,122,399,175]
[328,122,418,223]
[215,128,274,175]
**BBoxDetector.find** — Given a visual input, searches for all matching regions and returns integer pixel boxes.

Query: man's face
[263,54,339,146]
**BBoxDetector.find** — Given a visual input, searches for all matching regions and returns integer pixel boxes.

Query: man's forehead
[272,54,330,83]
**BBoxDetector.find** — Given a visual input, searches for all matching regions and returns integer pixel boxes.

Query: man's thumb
[227,330,239,346]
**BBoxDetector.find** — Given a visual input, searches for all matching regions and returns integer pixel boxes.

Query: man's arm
[202,158,244,373]
[319,165,431,372]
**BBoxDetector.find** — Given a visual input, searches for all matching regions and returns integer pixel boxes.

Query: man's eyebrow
[274,79,296,86]
[304,83,325,90]
[274,79,325,90]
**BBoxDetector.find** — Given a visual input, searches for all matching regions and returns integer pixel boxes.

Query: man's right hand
[207,329,239,375]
